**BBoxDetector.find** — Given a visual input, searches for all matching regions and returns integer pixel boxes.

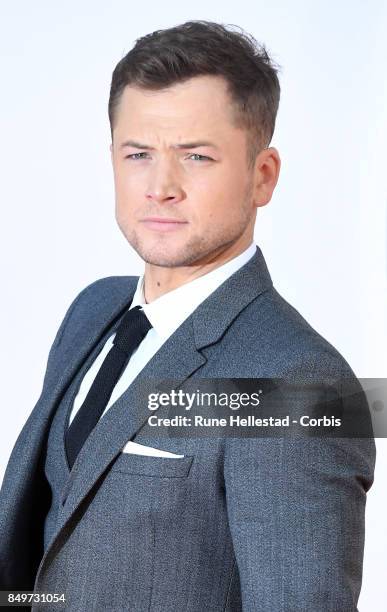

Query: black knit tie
[65,305,152,469]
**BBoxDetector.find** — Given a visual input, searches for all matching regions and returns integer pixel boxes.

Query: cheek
[197,164,246,200]
[114,175,143,217]
[114,201,125,226]
[114,185,133,226]
[115,172,133,196]
[114,164,142,193]
[195,176,244,218]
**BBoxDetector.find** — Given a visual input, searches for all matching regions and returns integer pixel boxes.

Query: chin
[128,231,214,267]
[130,236,186,266]
[140,252,188,268]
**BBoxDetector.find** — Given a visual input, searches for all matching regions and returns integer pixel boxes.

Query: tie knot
[113,305,152,354]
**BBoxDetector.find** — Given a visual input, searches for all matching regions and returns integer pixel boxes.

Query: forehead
[113,75,237,133]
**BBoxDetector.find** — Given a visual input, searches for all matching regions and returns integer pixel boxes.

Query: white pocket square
[121,440,185,458]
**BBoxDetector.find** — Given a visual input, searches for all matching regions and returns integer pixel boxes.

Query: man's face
[110,75,260,267]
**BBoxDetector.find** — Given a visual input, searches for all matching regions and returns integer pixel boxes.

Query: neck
[143,235,253,303]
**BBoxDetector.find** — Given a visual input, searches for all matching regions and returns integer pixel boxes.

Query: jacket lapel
[35,245,273,585]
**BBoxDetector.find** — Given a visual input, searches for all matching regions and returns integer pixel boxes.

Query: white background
[1,1,386,609]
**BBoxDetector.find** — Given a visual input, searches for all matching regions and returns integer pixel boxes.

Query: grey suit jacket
[0,245,375,611]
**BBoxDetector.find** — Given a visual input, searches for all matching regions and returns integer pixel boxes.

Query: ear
[252,147,281,207]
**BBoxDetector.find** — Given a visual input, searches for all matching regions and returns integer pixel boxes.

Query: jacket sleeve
[223,363,376,612]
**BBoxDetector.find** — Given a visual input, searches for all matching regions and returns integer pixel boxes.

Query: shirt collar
[129,242,257,341]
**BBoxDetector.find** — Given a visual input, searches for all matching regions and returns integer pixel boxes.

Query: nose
[145,158,184,204]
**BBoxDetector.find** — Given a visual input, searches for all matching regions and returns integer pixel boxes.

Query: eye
[188,153,213,161]
[124,152,149,160]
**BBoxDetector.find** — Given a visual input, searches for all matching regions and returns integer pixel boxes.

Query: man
[0,20,375,612]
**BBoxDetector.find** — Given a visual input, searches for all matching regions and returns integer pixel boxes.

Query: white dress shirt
[68,242,257,427]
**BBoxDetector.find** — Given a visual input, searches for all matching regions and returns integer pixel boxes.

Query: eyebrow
[119,140,219,150]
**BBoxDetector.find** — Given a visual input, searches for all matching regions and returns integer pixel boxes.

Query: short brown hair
[108,20,281,168]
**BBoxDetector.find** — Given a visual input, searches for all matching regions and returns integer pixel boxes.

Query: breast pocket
[110,452,194,478]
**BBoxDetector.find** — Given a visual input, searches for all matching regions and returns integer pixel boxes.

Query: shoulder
[74,275,138,304]
[230,285,357,378]
[63,273,138,323]
[50,275,137,350]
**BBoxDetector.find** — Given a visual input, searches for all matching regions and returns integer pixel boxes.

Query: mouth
[140,217,188,232]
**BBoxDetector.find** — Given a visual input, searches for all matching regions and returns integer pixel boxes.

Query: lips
[141,217,186,223]
[140,217,188,232]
